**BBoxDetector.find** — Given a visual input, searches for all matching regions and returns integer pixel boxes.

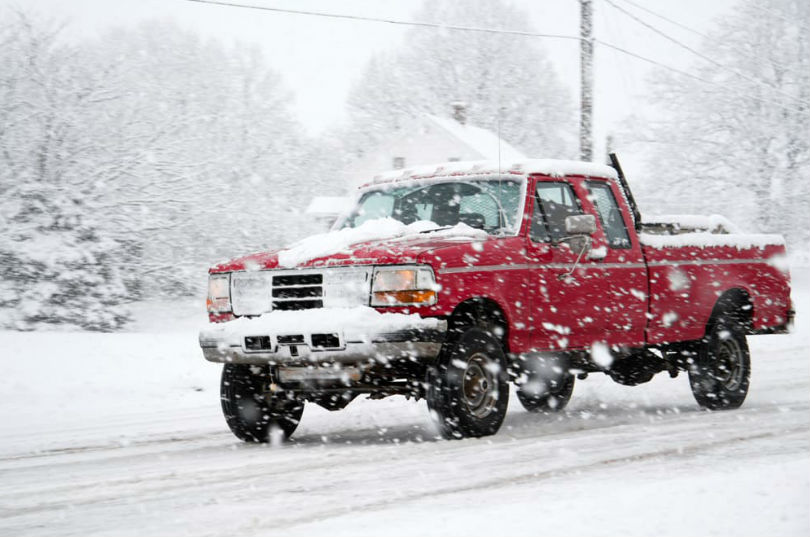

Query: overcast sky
[5,0,737,174]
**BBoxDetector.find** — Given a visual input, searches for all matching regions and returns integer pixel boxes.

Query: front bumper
[199,319,447,366]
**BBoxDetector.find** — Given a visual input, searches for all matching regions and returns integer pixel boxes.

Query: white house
[342,104,526,189]
[304,195,355,228]
[307,105,526,228]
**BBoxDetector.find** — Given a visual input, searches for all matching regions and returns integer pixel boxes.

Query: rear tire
[426,327,509,439]
[516,371,575,412]
[221,364,304,442]
[688,315,750,410]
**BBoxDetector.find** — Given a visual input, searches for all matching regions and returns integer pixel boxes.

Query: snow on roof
[425,114,526,161]
[363,158,618,188]
[305,196,354,216]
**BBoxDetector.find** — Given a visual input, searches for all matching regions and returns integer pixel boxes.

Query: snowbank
[1,270,808,535]
[278,218,487,268]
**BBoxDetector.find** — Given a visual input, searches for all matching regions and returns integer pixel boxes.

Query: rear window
[586,181,631,249]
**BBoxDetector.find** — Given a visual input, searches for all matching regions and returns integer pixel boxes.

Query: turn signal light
[372,289,437,306]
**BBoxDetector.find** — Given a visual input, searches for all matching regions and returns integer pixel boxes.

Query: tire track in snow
[1,406,805,532]
[257,425,810,533]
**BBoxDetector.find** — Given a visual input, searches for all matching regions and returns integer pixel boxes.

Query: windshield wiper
[419,226,455,234]
[419,225,511,236]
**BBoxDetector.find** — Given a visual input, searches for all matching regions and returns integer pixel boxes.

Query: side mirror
[557,215,597,281]
[565,214,597,235]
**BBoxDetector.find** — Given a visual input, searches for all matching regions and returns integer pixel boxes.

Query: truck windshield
[342,178,525,235]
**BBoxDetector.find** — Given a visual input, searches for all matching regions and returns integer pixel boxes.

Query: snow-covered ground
[0,272,808,536]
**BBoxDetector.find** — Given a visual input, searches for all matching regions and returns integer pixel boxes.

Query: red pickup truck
[200,156,792,441]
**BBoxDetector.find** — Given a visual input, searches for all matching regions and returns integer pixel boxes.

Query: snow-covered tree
[0,12,310,329]
[633,0,809,248]
[0,13,131,330]
[342,0,576,161]
[84,22,309,295]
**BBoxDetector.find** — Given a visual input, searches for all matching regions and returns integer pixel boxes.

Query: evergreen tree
[0,13,131,330]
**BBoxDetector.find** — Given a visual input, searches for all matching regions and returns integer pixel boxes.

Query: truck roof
[362,158,619,188]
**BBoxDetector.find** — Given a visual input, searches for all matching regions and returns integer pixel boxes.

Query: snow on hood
[277,218,488,268]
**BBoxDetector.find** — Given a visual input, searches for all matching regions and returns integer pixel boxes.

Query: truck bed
[639,229,791,345]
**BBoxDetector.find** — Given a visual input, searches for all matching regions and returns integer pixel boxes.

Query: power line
[613,0,708,39]
[613,0,792,74]
[602,0,810,109]
[593,39,808,114]
[598,2,637,97]
[185,0,583,43]
[185,0,809,116]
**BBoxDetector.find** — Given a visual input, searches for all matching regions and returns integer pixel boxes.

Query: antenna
[608,152,642,231]
[497,108,502,175]
[497,106,505,230]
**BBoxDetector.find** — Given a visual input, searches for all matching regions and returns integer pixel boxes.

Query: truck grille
[271,274,323,310]
[229,267,371,316]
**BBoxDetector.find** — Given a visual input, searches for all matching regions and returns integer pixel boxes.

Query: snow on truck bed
[640,214,785,250]
[643,214,741,233]
[640,232,785,250]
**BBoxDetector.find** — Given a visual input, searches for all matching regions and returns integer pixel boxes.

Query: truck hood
[211,219,493,272]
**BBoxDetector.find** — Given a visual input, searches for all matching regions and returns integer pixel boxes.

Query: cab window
[531,181,583,242]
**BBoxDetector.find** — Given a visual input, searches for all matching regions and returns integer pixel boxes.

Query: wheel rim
[714,336,744,391]
[462,353,498,418]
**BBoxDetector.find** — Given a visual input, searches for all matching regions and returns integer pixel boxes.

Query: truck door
[525,177,646,351]
[526,178,608,350]
[579,178,647,348]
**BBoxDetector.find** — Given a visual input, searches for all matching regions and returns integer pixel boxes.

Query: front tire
[221,364,304,442]
[688,315,751,410]
[426,328,509,439]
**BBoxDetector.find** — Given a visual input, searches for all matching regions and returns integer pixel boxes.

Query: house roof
[425,114,526,161]
[306,196,354,216]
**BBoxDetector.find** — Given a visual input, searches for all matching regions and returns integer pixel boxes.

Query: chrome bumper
[199,322,447,366]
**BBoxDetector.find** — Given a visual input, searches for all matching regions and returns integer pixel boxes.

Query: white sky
[6,0,737,176]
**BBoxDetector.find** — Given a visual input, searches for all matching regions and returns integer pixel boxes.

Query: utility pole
[580,0,594,162]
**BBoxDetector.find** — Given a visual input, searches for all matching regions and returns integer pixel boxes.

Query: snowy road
[1,275,808,536]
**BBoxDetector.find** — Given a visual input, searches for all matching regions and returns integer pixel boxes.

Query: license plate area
[242,332,345,353]
[278,366,363,383]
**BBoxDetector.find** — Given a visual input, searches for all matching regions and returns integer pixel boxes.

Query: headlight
[371,266,438,307]
[207,273,232,313]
